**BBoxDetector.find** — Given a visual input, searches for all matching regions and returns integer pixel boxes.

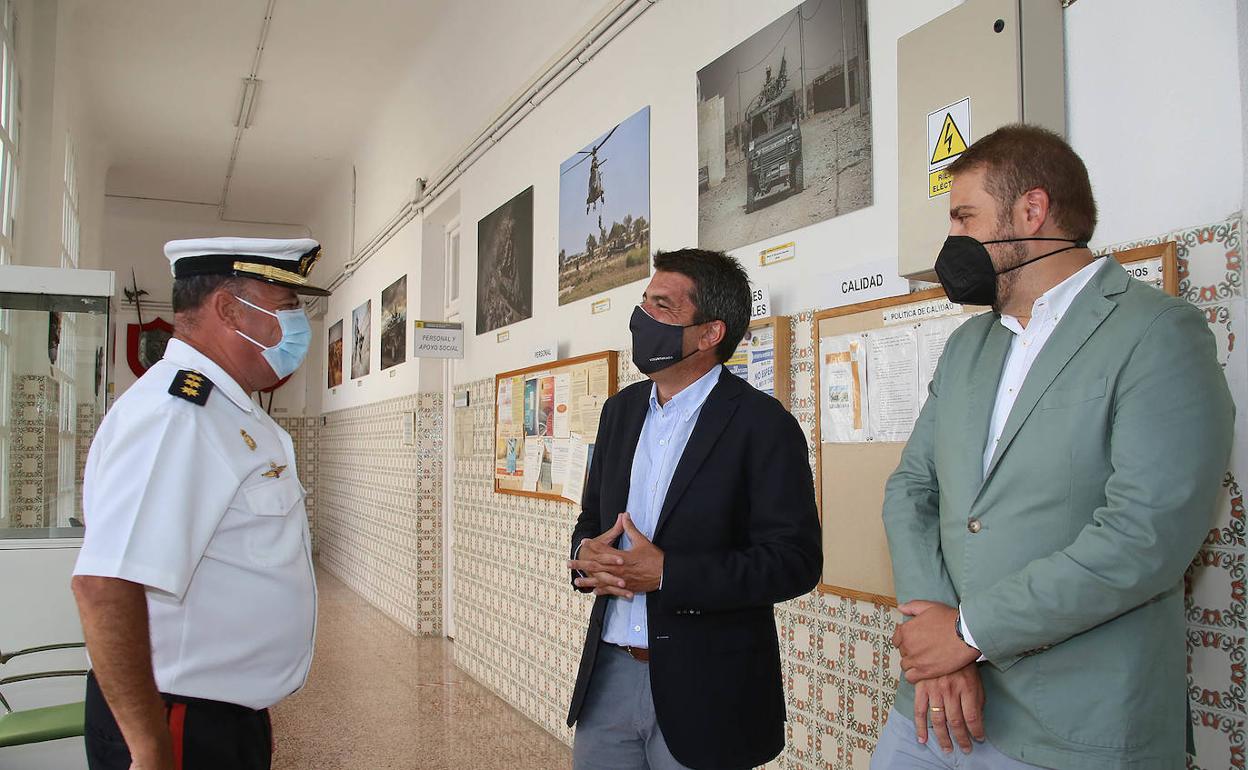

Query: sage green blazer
[884,259,1234,769]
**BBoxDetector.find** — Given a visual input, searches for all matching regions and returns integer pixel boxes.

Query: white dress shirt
[960,258,1109,654]
[601,365,722,649]
[74,339,317,710]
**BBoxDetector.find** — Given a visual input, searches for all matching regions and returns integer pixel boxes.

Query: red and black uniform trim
[84,671,273,770]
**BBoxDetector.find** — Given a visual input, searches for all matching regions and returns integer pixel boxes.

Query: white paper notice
[553,374,572,437]
[521,439,544,492]
[550,438,571,489]
[866,327,919,442]
[497,380,513,424]
[576,393,607,440]
[916,315,970,409]
[561,433,590,504]
[747,326,776,395]
[820,335,869,443]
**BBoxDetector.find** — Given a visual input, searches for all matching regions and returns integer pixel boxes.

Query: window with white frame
[62,134,79,268]
[0,0,18,267]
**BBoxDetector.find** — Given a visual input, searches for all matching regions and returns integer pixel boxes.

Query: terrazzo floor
[270,567,572,769]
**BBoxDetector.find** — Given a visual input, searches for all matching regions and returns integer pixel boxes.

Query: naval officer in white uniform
[72,237,330,770]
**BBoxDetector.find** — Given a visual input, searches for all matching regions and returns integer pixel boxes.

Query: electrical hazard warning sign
[927,98,970,198]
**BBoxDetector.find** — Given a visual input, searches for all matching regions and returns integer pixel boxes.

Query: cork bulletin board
[725,315,792,409]
[493,350,618,502]
[812,242,1178,605]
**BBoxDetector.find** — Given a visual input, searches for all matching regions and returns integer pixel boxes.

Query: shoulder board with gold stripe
[169,369,214,406]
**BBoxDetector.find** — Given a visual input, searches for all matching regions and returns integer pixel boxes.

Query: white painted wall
[102,196,310,401]
[292,0,1246,401]
[320,218,426,412]
[0,542,89,770]
[313,0,961,389]
[1066,0,1243,246]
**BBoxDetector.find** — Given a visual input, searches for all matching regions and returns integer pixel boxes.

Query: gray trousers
[871,708,1048,769]
[572,643,693,770]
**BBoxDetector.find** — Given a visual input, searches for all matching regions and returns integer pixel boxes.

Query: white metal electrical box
[897,0,1065,280]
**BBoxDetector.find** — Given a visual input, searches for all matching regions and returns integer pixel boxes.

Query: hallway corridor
[270,568,572,770]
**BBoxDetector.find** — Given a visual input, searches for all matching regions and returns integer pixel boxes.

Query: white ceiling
[63,0,609,226]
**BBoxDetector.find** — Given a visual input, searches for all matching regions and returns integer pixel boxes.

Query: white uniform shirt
[960,257,1108,653]
[74,339,316,710]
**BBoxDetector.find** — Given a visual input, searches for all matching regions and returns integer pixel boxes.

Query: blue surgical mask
[233,295,311,379]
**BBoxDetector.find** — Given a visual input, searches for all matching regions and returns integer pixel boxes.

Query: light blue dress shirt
[601,365,722,649]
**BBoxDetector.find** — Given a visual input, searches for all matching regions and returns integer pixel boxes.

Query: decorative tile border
[1101,214,1248,767]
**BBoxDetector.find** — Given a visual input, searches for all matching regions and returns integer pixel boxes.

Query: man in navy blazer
[567,248,822,770]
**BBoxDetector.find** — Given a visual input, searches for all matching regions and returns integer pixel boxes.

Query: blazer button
[967,518,982,534]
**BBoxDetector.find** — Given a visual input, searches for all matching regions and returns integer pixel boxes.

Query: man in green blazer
[874,125,1234,769]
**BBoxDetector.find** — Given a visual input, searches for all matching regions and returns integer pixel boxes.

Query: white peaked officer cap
[164,237,331,296]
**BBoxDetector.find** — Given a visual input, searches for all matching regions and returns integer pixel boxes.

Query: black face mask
[629,305,702,375]
[934,235,1088,306]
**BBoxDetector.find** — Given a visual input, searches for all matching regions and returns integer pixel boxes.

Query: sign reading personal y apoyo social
[820,261,908,308]
[412,320,464,359]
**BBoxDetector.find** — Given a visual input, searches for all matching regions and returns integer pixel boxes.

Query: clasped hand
[568,513,663,598]
[892,600,986,755]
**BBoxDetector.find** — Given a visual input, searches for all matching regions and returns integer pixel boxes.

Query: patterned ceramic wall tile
[1203,300,1246,376]
[276,416,320,552]
[6,375,55,527]
[1188,707,1245,770]
[1100,215,1247,769]
[314,393,443,637]
[1175,218,1242,305]
[74,402,99,520]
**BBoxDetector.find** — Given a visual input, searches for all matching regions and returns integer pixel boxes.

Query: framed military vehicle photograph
[696,0,872,252]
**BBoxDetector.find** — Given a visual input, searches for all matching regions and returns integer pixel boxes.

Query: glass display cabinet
[0,265,114,541]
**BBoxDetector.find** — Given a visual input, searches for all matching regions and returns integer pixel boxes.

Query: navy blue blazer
[567,366,822,770]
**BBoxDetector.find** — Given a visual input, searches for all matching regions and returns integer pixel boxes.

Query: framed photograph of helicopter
[557,105,651,306]
[696,0,872,253]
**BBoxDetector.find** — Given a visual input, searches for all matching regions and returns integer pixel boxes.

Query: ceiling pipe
[218,0,277,221]
[316,0,660,303]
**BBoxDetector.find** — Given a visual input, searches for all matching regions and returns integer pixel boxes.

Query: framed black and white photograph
[476,186,534,334]
[697,0,872,252]
[558,106,651,306]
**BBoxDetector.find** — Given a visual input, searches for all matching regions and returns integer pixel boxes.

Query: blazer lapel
[652,368,742,541]
[979,264,1124,487]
